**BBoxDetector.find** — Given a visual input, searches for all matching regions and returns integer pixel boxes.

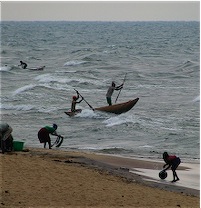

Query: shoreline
[1,147,199,207]
[59,149,199,195]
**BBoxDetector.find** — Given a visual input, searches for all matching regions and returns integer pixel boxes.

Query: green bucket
[13,141,24,151]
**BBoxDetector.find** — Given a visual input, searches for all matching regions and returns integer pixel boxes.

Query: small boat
[27,66,45,71]
[64,109,82,117]
[95,98,139,114]
[65,98,139,117]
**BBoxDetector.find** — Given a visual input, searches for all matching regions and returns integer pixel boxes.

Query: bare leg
[48,141,52,149]
[1,139,5,154]
[172,170,180,182]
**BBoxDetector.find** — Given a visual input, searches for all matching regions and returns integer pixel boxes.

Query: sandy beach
[0,148,199,208]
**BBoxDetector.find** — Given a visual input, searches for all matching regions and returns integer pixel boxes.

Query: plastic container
[13,141,24,151]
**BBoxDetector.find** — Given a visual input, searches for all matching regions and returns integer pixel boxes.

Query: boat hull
[95,98,139,114]
[64,109,82,117]
[65,98,139,116]
[28,66,45,71]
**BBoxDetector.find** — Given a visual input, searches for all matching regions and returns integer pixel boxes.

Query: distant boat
[95,98,139,114]
[65,98,139,117]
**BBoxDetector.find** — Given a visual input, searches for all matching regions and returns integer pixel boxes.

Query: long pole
[115,73,127,103]
[74,89,94,111]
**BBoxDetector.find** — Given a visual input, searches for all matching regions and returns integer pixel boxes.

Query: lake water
[1,21,199,162]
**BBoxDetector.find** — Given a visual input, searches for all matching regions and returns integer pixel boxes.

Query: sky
[0,1,200,21]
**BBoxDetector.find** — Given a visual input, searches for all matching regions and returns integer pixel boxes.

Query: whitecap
[103,114,136,127]
[38,106,58,113]
[0,66,12,71]
[139,145,153,148]
[35,73,71,84]
[76,109,103,119]
[12,84,37,96]
[63,60,87,66]
[0,103,34,111]
[193,96,200,102]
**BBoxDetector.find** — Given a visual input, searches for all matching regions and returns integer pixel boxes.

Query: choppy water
[1,21,199,162]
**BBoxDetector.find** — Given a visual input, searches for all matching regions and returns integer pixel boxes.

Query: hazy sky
[1,1,200,21]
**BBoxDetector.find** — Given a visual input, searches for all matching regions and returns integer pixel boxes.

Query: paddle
[115,73,127,103]
[74,89,94,111]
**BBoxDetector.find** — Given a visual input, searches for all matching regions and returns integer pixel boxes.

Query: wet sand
[0,148,199,207]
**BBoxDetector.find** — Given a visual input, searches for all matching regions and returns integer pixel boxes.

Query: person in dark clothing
[19,61,28,69]
[38,124,61,149]
[163,151,181,182]
[0,123,13,153]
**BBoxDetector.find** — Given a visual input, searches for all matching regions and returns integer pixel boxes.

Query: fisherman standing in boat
[19,61,28,69]
[106,81,123,105]
[71,90,84,112]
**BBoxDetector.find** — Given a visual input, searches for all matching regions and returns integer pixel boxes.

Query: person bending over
[163,151,181,182]
[38,124,61,149]
[0,123,13,153]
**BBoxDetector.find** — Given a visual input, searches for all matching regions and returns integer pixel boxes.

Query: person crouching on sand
[0,123,13,153]
[38,124,61,149]
[163,151,181,182]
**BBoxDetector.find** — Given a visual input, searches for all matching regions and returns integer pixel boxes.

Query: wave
[12,82,70,96]
[193,96,200,102]
[0,103,35,111]
[75,109,106,119]
[0,66,12,72]
[0,65,23,72]
[63,60,87,66]
[174,60,199,74]
[34,73,103,87]
[12,84,37,96]
[35,73,72,84]
[0,103,58,113]
[37,106,59,113]
[103,114,136,127]
[55,70,77,73]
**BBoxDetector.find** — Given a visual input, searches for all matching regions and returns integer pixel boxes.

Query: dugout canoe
[95,98,139,114]
[64,98,139,117]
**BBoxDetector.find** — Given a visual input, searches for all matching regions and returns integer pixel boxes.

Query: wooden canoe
[65,98,139,116]
[95,98,139,114]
